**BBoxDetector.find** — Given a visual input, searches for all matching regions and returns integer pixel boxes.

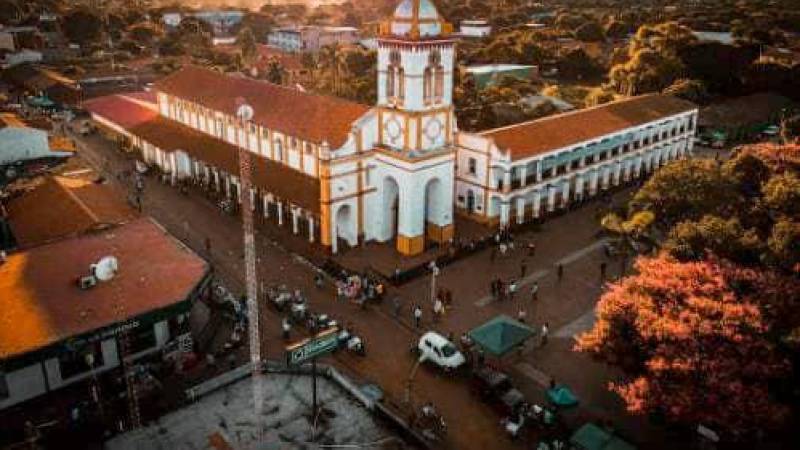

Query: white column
[262,195,269,218]
[601,167,611,190]
[499,202,510,227]
[613,162,622,186]
[547,186,557,212]
[634,156,643,178]
[503,171,512,192]
[532,192,541,218]
[277,201,284,226]
[561,179,570,208]
[308,217,315,243]
[575,174,584,200]
[536,162,543,182]
[516,197,525,224]
[589,170,599,196]
[214,169,221,191]
[520,167,528,187]
[250,188,256,211]
[225,175,232,199]
[291,208,299,234]
[622,160,631,182]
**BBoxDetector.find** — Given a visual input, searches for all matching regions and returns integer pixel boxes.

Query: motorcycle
[337,328,366,356]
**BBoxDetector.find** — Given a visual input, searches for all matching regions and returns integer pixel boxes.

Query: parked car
[415,332,466,371]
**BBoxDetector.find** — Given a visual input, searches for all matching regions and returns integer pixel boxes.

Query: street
[73,129,670,449]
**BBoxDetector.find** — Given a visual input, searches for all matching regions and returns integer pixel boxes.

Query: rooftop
[0,218,208,360]
[83,93,159,130]
[482,94,697,160]
[7,171,138,248]
[153,66,369,149]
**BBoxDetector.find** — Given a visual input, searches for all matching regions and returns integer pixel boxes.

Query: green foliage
[557,48,603,80]
[664,216,763,265]
[762,173,800,218]
[237,27,258,66]
[768,220,800,273]
[574,21,605,42]
[265,57,285,85]
[662,79,709,104]
[62,9,103,45]
[631,159,738,227]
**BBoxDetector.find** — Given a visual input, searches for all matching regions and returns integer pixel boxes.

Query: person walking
[282,317,291,340]
[508,280,518,301]
[556,264,564,281]
[527,241,536,257]
[433,298,444,322]
[413,305,422,329]
[541,322,549,346]
[517,307,527,323]
[530,282,539,302]
[520,260,527,278]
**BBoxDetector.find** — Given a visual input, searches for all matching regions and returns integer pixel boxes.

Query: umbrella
[468,315,534,357]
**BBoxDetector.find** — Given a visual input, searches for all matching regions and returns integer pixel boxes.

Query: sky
[165,0,346,11]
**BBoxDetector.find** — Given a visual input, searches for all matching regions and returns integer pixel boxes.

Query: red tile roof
[153,65,369,148]
[83,94,158,130]
[0,218,208,360]
[7,174,138,248]
[482,94,697,160]
[129,116,321,213]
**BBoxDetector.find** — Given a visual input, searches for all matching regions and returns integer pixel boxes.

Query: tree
[237,27,258,67]
[768,220,800,273]
[265,57,286,85]
[762,172,800,218]
[557,48,602,80]
[664,215,763,265]
[576,255,791,440]
[601,211,655,273]
[604,19,632,40]
[780,114,800,144]
[128,23,161,46]
[662,79,709,104]
[574,21,605,42]
[62,9,103,45]
[631,159,739,228]
[584,87,615,106]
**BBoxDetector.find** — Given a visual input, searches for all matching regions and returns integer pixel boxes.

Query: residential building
[464,64,538,89]
[0,113,73,166]
[267,26,360,52]
[458,20,491,38]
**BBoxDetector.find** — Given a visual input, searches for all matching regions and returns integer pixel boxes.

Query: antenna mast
[236,100,262,370]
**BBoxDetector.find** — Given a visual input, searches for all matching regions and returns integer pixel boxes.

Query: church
[86,0,699,257]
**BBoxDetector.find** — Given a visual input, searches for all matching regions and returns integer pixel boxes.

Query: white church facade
[87,0,698,257]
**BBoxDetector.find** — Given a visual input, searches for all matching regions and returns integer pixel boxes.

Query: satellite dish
[93,256,119,282]
[235,102,254,122]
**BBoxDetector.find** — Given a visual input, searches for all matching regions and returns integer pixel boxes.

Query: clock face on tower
[424,117,444,142]
[384,117,403,145]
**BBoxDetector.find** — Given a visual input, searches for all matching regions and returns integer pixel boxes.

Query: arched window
[425,50,444,105]
[387,50,403,104]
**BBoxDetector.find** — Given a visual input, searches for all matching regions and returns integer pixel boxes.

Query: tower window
[425,50,445,105]
[387,50,404,105]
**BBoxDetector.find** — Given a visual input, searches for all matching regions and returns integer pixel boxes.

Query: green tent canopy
[468,315,534,357]
[570,423,637,450]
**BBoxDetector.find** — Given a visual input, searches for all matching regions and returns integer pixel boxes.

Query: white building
[87,0,698,258]
[1,49,43,69]
[0,113,71,165]
[267,26,360,52]
[459,20,492,38]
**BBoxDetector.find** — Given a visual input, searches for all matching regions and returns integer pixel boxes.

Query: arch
[424,177,447,244]
[334,204,357,252]
[380,176,401,242]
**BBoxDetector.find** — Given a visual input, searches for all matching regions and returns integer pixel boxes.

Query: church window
[468,158,477,175]
[387,50,403,104]
[424,50,445,105]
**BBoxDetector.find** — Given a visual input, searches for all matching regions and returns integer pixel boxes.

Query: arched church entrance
[381,176,400,242]
[334,204,357,254]
[424,177,444,246]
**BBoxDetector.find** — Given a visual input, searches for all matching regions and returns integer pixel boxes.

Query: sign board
[285,328,339,366]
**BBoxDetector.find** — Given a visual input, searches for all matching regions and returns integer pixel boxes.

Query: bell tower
[376,0,456,155]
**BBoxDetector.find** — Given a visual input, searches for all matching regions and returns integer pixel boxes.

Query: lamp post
[429,260,439,306]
